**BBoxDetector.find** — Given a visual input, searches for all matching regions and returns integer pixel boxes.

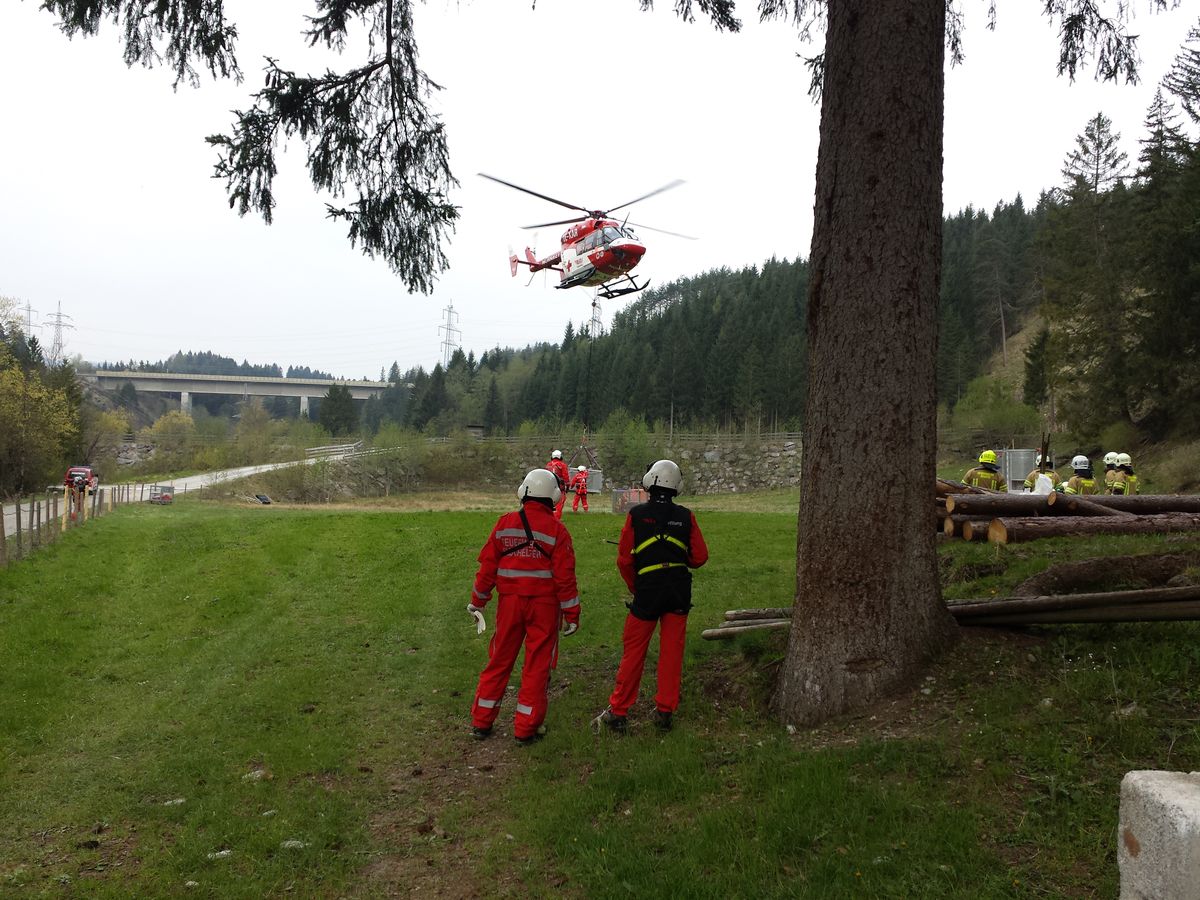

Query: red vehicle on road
[64,466,99,494]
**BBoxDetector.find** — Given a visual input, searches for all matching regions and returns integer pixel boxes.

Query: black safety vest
[628,499,694,620]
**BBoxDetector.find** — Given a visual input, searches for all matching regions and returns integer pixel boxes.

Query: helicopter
[479,173,693,300]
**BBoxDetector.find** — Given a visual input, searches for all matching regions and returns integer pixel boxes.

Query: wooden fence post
[52,493,59,538]
[31,498,39,550]
[0,503,8,567]
[14,499,22,560]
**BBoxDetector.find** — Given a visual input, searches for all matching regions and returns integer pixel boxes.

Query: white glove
[467,603,486,635]
[561,621,578,637]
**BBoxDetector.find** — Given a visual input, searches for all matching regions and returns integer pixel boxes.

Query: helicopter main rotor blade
[626,220,698,240]
[478,173,591,215]
[605,179,686,215]
[522,216,588,230]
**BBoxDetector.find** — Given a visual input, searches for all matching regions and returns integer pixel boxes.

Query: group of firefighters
[466,455,708,743]
[963,448,1140,496]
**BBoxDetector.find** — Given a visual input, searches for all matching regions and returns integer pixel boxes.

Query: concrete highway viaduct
[86,371,390,416]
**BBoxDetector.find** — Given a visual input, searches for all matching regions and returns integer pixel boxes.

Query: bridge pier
[181,391,192,414]
[300,396,309,418]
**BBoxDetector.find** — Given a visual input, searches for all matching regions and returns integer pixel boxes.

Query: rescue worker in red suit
[596,459,708,733]
[547,450,570,519]
[570,465,590,512]
[468,469,580,743]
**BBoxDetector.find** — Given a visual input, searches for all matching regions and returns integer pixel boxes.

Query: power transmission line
[46,302,75,366]
[438,301,461,368]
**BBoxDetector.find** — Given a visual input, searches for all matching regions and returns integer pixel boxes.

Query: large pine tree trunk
[773,0,957,726]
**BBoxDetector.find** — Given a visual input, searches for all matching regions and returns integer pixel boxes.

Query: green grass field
[1,499,1198,897]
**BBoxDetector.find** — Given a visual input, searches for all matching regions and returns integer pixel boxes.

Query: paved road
[1,453,347,542]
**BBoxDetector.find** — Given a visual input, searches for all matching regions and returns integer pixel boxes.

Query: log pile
[935,485,1200,545]
[701,585,1200,638]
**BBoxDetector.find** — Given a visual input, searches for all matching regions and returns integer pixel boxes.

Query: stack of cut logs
[936,479,1200,545]
[703,584,1200,638]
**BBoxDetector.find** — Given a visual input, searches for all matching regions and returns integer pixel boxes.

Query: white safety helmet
[1103,452,1118,466]
[551,450,562,459]
[1071,454,1090,471]
[1034,452,1045,467]
[578,465,587,473]
[643,459,683,494]
[516,469,562,505]
[1117,452,1132,467]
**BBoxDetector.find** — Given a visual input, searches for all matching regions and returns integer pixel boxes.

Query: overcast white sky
[0,1,1194,379]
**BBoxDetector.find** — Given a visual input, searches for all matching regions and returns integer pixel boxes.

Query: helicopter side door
[560,228,598,286]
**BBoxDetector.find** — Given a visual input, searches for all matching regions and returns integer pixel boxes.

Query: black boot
[596,708,627,734]
[471,726,493,741]
[515,724,547,745]
[652,710,673,732]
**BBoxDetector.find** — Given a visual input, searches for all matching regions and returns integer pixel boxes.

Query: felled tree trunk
[945,494,1048,516]
[944,515,992,539]
[1084,495,1200,515]
[949,584,1200,618]
[1044,493,1136,517]
[988,513,1200,544]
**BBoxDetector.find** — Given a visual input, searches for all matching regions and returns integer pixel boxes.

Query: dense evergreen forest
[97,350,335,381]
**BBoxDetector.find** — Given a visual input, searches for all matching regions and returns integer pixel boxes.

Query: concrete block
[1119,770,1200,899]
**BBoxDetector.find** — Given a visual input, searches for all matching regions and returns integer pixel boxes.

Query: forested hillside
[388,26,1200,446]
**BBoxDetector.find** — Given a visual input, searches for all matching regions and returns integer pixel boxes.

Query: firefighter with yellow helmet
[963,450,1007,492]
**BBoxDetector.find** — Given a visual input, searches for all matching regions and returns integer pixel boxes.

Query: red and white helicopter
[479,173,693,300]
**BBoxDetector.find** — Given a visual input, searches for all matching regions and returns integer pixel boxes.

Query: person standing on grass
[468,469,580,744]
[547,449,570,519]
[570,465,590,513]
[595,459,708,734]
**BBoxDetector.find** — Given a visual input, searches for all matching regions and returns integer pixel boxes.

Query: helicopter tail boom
[508,246,562,274]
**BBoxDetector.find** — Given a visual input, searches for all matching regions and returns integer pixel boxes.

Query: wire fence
[0,483,160,569]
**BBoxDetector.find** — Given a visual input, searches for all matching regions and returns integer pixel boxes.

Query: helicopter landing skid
[598,275,649,300]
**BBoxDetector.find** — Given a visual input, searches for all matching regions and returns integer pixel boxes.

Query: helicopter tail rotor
[508,246,519,277]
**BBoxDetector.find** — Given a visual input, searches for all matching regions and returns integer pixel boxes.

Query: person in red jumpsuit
[547,450,570,519]
[570,465,590,512]
[596,459,708,733]
[468,469,580,743]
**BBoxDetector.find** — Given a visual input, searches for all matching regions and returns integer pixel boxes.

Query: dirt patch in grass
[720,627,1049,751]
[361,722,544,898]
[6,820,145,890]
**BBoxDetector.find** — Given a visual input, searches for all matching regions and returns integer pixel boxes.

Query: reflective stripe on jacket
[617,499,709,620]
[472,502,580,621]
[1110,472,1138,496]
[963,465,1007,492]
[1064,474,1100,495]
